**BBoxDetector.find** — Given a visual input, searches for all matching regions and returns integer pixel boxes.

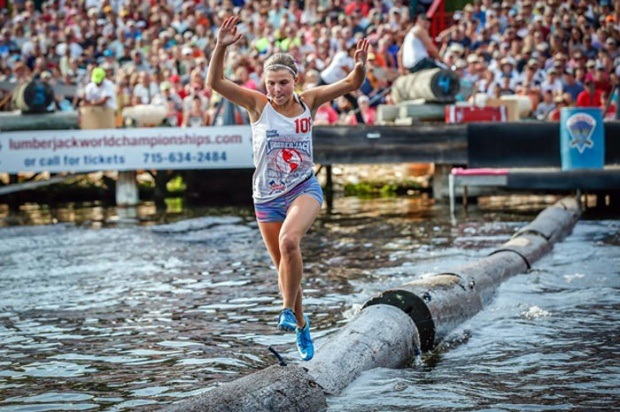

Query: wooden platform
[449,166,620,214]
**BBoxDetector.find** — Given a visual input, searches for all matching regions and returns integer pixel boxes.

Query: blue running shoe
[277,308,297,332]
[296,315,314,361]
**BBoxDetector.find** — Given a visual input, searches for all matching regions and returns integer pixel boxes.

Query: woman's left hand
[354,38,370,70]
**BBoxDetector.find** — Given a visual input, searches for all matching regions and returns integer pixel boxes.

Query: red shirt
[344,1,371,16]
[576,89,603,107]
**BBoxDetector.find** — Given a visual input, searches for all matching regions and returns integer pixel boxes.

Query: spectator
[132,71,159,106]
[540,68,563,97]
[463,53,481,83]
[1,28,21,58]
[535,88,555,120]
[55,28,83,59]
[319,43,365,123]
[562,68,585,102]
[314,102,340,125]
[576,75,603,107]
[494,57,518,90]
[547,95,567,122]
[347,94,376,125]
[182,83,210,124]
[593,62,612,93]
[0,0,616,125]
[82,67,117,111]
[399,14,443,74]
[153,81,183,127]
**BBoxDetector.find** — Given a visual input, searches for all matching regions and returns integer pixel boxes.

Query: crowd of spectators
[441,0,619,120]
[0,0,618,125]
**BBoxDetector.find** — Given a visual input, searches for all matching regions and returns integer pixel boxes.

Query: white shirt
[320,51,354,84]
[402,27,429,69]
[540,78,563,95]
[84,79,117,110]
[251,95,314,203]
[55,42,84,59]
[133,83,160,104]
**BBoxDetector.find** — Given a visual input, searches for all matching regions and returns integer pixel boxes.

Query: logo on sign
[566,113,596,153]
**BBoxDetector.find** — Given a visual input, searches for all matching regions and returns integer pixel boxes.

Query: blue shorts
[254,175,324,223]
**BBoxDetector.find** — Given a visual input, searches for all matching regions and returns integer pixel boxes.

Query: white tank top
[250,94,314,203]
[402,28,429,69]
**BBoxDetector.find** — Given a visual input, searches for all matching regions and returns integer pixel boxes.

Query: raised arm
[301,39,369,113]
[206,16,265,118]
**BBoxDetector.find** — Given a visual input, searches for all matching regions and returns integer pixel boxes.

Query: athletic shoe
[277,308,297,332]
[296,314,314,361]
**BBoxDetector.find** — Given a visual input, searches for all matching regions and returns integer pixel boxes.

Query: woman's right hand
[217,16,243,47]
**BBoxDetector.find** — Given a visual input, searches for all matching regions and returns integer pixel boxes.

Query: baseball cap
[91,67,106,83]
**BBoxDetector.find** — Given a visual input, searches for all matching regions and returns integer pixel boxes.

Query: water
[0,196,618,411]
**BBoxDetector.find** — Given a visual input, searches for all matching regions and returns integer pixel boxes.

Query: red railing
[427,0,454,42]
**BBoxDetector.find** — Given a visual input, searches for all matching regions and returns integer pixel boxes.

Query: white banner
[0,126,255,173]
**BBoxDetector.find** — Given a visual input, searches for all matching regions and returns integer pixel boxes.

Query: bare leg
[257,194,320,327]
[278,195,321,326]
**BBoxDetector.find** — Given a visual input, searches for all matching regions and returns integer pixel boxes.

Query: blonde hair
[264,53,298,77]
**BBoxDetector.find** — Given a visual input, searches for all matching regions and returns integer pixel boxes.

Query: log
[306,304,420,395]
[364,198,580,350]
[163,305,419,411]
[12,81,55,113]
[164,364,326,412]
[161,198,580,411]
[0,111,79,131]
[391,69,460,104]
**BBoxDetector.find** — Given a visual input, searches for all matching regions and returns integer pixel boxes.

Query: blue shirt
[563,81,585,101]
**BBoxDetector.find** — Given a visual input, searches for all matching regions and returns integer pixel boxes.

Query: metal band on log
[365,198,580,350]
[307,304,420,395]
[161,198,580,411]
[391,68,460,103]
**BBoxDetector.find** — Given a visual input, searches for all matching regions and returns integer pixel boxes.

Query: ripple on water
[0,202,618,412]
[0,361,97,378]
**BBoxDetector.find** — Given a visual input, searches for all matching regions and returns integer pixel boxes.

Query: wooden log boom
[161,198,581,411]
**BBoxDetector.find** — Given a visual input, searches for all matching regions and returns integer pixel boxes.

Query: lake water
[0,195,618,411]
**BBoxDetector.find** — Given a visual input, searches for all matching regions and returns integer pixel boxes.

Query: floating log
[0,110,79,131]
[391,68,460,104]
[161,198,580,411]
[306,304,420,395]
[165,364,326,412]
[163,305,419,411]
[364,198,580,349]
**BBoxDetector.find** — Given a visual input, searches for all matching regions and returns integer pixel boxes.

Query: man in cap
[83,67,117,110]
[540,67,563,96]
[605,37,618,60]
[152,81,183,127]
[535,87,556,120]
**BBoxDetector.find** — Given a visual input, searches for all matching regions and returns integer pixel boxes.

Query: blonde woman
[207,16,368,361]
